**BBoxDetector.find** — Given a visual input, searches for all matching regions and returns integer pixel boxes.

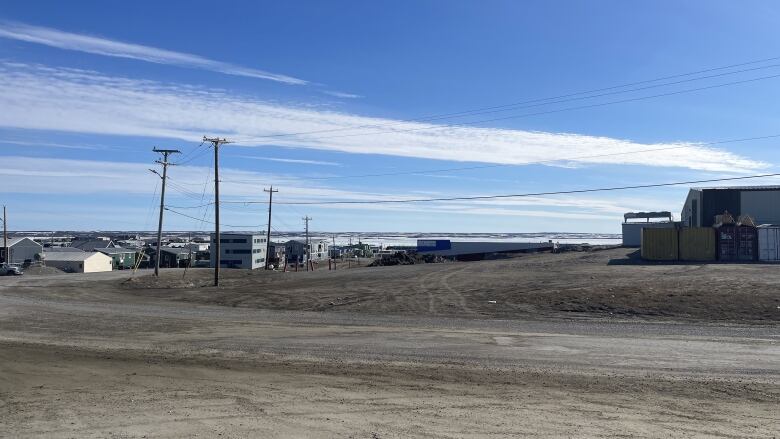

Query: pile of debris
[369,251,417,266]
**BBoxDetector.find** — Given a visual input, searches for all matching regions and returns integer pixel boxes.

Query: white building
[43,251,113,273]
[209,233,267,269]
[1,237,43,264]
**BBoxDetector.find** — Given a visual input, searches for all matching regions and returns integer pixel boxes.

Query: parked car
[0,264,23,276]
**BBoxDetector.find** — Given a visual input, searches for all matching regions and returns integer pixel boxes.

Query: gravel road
[1,252,778,438]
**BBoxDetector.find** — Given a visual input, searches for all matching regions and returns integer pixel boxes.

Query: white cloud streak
[236,155,341,166]
[0,21,307,85]
[0,62,768,173]
[323,90,363,99]
[1,155,718,227]
[0,139,104,150]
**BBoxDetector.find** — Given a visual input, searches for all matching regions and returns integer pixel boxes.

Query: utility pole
[183,232,193,279]
[332,234,337,270]
[264,186,278,270]
[150,147,180,277]
[203,136,231,286]
[2,205,6,265]
[303,216,312,271]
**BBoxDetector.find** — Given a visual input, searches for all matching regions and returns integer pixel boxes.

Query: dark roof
[159,247,191,256]
[693,185,780,191]
[95,247,135,255]
[70,239,114,251]
[45,247,85,253]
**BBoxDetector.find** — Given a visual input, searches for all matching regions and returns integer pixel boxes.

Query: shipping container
[678,227,716,261]
[736,226,758,261]
[757,225,780,261]
[716,225,738,261]
[641,228,678,261]
[621,221,676,247]
[716,225,757,262]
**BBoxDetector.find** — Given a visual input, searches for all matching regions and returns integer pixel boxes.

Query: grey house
[1,237,43,264]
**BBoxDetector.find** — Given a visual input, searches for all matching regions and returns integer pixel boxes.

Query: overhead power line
[283,72,780,142]
[167,172,780,208]
[247,55,780,140]
[165,207,265,228]
[273,173,780,205]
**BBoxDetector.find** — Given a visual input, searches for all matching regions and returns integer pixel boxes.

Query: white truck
[0,263,23,276]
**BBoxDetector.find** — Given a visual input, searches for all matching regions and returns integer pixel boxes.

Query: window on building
[232,239,247,243]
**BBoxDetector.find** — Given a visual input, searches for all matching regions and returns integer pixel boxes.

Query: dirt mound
[121,273,210,289]
[22,266,65,275]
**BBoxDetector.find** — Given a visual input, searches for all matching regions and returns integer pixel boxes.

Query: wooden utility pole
[2,205,7,264]
[183,232,193,279]
[150,147,180,277]
[203,136,231,286]
[264,186,278,269]
[332,234,337,270]
[303,216,312,271]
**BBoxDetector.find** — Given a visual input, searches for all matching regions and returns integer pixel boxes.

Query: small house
[43,251,113,273]
[1,237,43,264]
[95,247,137,270]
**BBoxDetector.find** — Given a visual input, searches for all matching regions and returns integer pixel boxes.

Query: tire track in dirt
[439,266,476,315]
[418,270,441,315]
[416,265,474,316]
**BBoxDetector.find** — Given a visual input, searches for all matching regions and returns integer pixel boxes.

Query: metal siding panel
[679,227,716,261]
[740,190,780,225]
[641,228,678,261]
[702,189,741,227]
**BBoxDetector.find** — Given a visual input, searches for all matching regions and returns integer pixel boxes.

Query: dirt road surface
[1,248,778,438]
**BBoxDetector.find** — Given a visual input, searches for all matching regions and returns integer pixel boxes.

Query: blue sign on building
[416,239,452,252]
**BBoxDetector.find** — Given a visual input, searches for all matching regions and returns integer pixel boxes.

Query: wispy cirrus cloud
[0,138,104,150]
[0,21,307,85]
[323,90,363,99]
[0,62,768,173]
[237,155,342,166]
[0,155,682,225]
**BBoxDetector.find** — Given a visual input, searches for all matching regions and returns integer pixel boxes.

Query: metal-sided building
[681,186,780,227]
[209,233,267,269]
[417,239,553,259]
[285,239,330,263]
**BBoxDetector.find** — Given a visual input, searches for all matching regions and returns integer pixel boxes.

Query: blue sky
[2,1,780,233]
